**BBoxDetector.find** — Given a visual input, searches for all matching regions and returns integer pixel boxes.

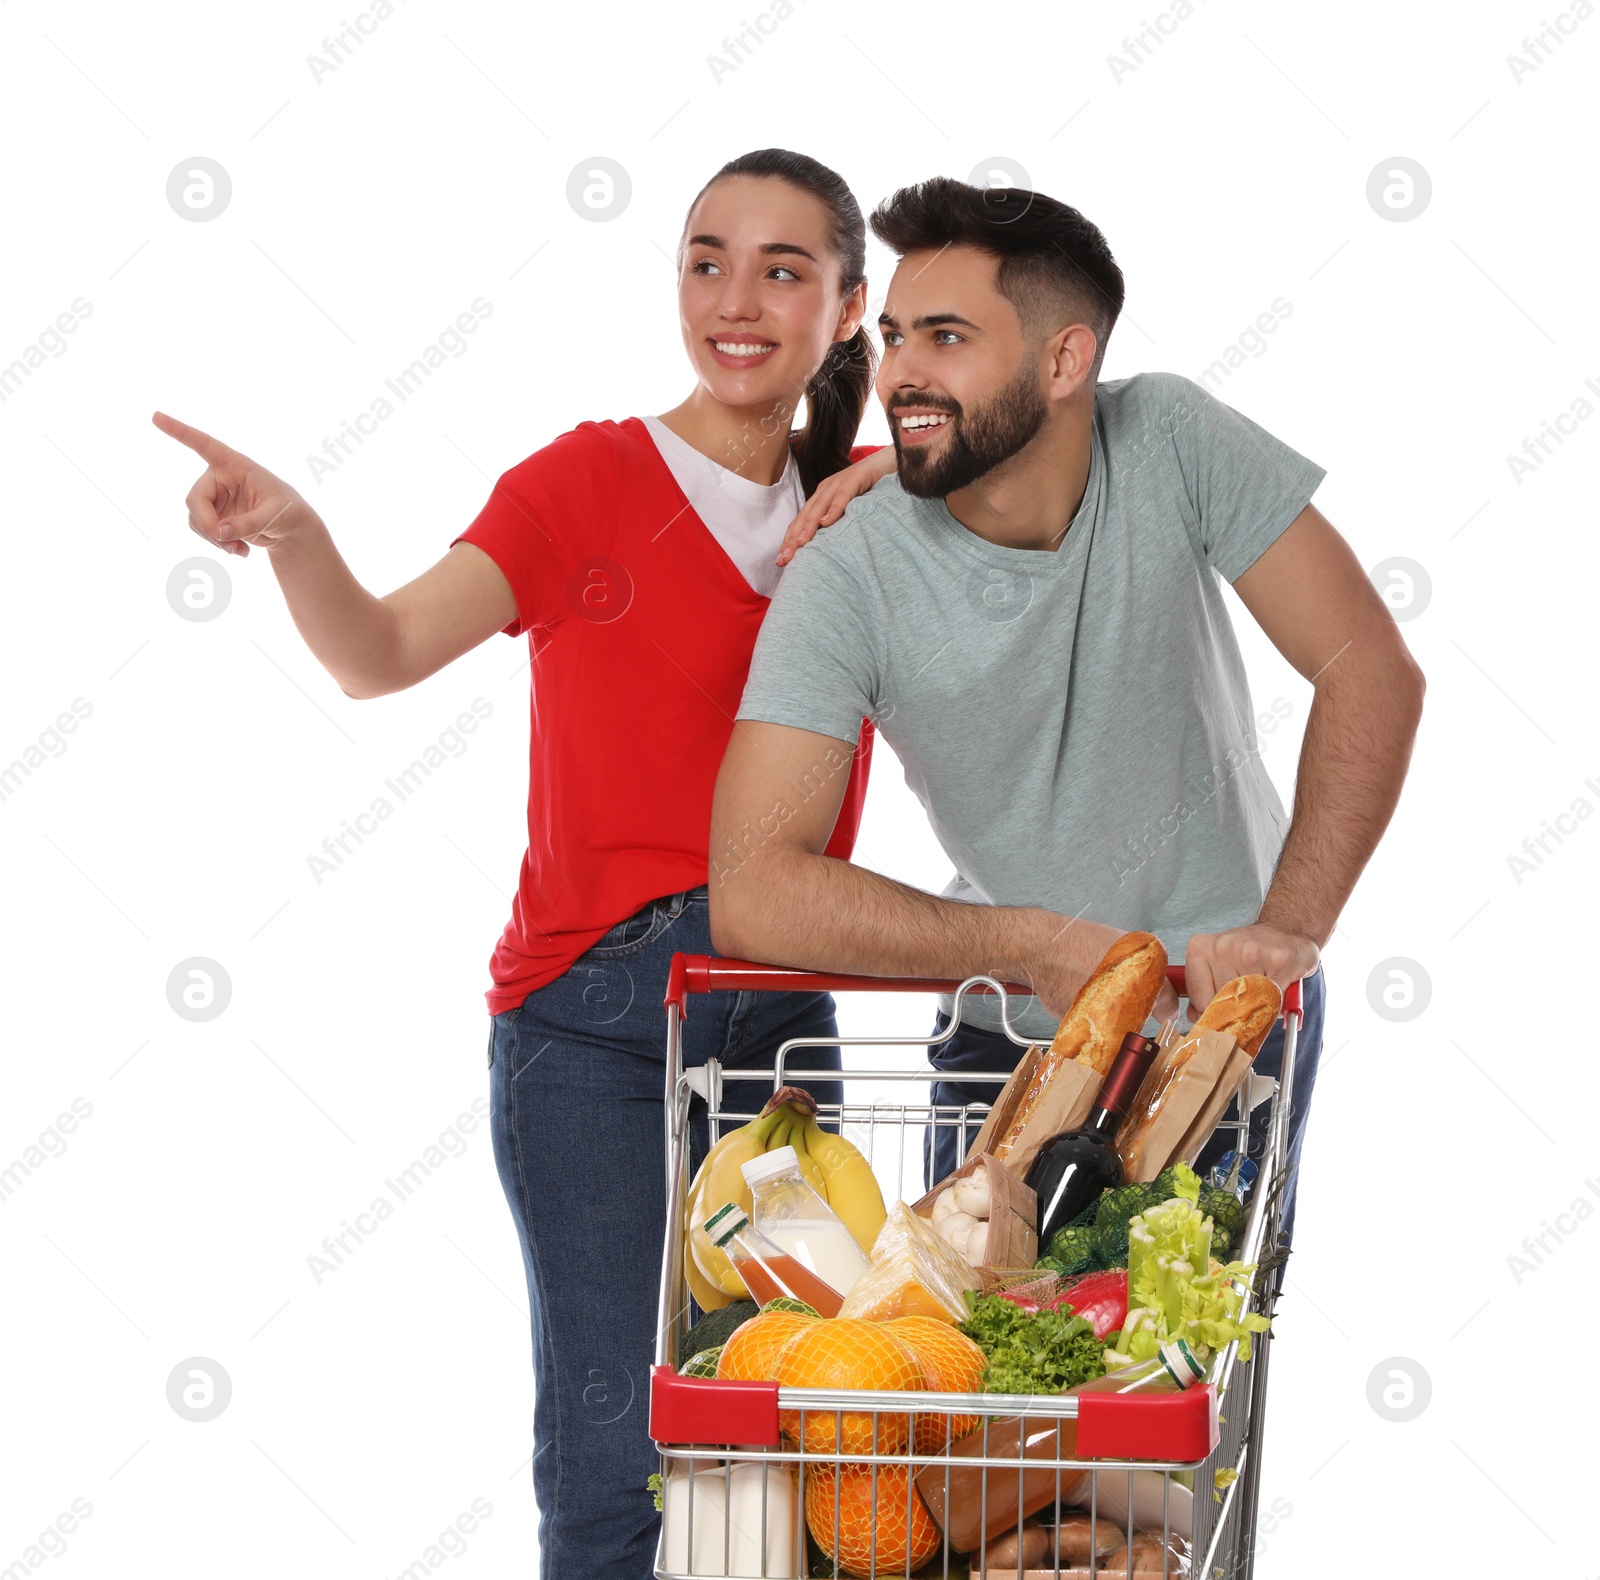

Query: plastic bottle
[917,1341,1207,1551]
[703,1203,846,1316]
[1087,1338,1206,1394]
[1208,1150,1258,1200]
[740,1145,871,1298]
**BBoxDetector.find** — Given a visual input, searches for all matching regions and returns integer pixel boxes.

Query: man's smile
[893,406,955,446]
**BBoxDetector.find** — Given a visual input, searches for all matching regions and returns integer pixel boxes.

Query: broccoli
[683,1300,758,1358]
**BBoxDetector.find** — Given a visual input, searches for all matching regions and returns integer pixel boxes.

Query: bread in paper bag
[1114,974,1281,1183]
[974,933,1169,1176]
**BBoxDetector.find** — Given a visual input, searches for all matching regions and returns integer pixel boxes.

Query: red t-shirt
[452,417,877,1014]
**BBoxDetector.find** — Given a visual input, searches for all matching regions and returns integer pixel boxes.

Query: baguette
[1114,973,1281,1178]
[1045,931,1170,1079]
[991,933,1168,1162]
[1193,973,1281,1056]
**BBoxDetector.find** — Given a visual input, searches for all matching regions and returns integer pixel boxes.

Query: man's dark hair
[869,179,1124,373]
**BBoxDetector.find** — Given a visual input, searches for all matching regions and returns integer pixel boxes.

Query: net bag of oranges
[777,1315,984,1577]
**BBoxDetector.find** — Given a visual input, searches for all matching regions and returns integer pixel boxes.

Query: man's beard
[893,361,1049,499]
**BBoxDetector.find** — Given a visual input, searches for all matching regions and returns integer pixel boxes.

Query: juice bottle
[703,1203,846,1317]
[740,1145,871,1298]
[914,1342,1206,1552]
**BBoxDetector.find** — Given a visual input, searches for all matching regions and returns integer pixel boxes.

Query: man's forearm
[714,848,1043,979]
[1258,652,1424,945]
[710,848,1110,1002]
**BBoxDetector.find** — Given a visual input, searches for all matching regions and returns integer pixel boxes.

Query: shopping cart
[651,956,1303,1580]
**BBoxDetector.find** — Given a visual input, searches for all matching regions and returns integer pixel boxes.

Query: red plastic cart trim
[664,955,1034,1017]
[650,1367,1218,1461]
[1076,1382,1219,1461]
[650,1366,780,1448]
[666,955,1302,1024]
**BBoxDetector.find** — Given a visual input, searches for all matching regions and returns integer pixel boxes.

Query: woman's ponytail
[683,149,875,495]
[792,324,876,496]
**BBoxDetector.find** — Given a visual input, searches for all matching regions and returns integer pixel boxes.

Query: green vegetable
[1094,1182,1148,1227]
[1198,1184,1244,1247]
[760,1297,820,1317]
[647,1471,663,1512]
[1042,1224,1096,1274]
[679,1347,723,1377]
[683,1300,758,1357]
[1038,1163,1251,1278]
[1149,1162,1196,1203]
[958,1290,1106,1396]
[1104,1185,1268,1369]
[1089,1215,1133,1267]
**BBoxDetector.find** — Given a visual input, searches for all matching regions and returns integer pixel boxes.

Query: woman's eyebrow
[686,234,819,263]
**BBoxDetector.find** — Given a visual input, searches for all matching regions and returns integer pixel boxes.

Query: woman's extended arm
[153,412,516,699]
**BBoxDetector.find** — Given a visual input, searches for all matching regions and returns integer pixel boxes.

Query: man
[708,178,1424,1237]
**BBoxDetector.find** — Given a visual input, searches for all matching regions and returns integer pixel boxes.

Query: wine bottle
[1025,1031,1160,1247]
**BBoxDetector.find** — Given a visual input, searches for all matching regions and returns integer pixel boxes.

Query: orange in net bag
[884,1315,986,1451]
[772,1318,926,1453]
[805,1462,942,1578]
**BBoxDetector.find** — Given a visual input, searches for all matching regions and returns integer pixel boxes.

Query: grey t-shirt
[734,371,1327,1038]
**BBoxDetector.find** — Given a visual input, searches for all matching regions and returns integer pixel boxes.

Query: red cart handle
[665,955,1300,1020]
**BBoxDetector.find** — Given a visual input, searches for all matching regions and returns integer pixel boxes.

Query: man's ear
[1045,322,1098,401]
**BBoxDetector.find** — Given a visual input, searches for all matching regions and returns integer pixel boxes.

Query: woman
[154,149,893,1579]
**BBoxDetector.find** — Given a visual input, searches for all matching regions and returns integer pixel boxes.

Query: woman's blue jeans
[487,885,841,1580]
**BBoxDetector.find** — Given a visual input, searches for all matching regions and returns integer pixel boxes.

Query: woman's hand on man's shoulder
[775,445,897,567]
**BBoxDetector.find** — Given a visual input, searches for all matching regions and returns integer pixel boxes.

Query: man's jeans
[487,885,841,1580]
[925,969,1327,1244]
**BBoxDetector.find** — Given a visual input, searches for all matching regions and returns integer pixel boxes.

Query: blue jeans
[487,885,842,1580]
[925,969,1326,1244]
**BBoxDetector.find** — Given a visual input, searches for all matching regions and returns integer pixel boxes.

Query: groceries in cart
[682,1086,888,1316]
[704,1203,853,1316]
[1026,1029,1162,1244]
[836,1200,978,1322]
[657,934,1295,1578]
[920,1150,1039,1268]
[744,1145,874,1295]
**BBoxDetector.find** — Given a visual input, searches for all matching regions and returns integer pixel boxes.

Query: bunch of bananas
[684,1086,887,1311]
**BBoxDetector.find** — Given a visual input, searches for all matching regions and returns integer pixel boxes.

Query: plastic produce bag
[838,1202,978,1324]
[658,1461,801,1578]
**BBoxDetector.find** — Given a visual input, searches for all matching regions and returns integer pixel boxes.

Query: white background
[2,0,1596,1575]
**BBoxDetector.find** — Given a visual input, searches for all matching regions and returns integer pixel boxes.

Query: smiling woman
[666,149,878,497]
[152,145,897,1580]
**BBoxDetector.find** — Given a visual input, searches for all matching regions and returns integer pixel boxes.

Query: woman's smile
[707,334,780,369]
